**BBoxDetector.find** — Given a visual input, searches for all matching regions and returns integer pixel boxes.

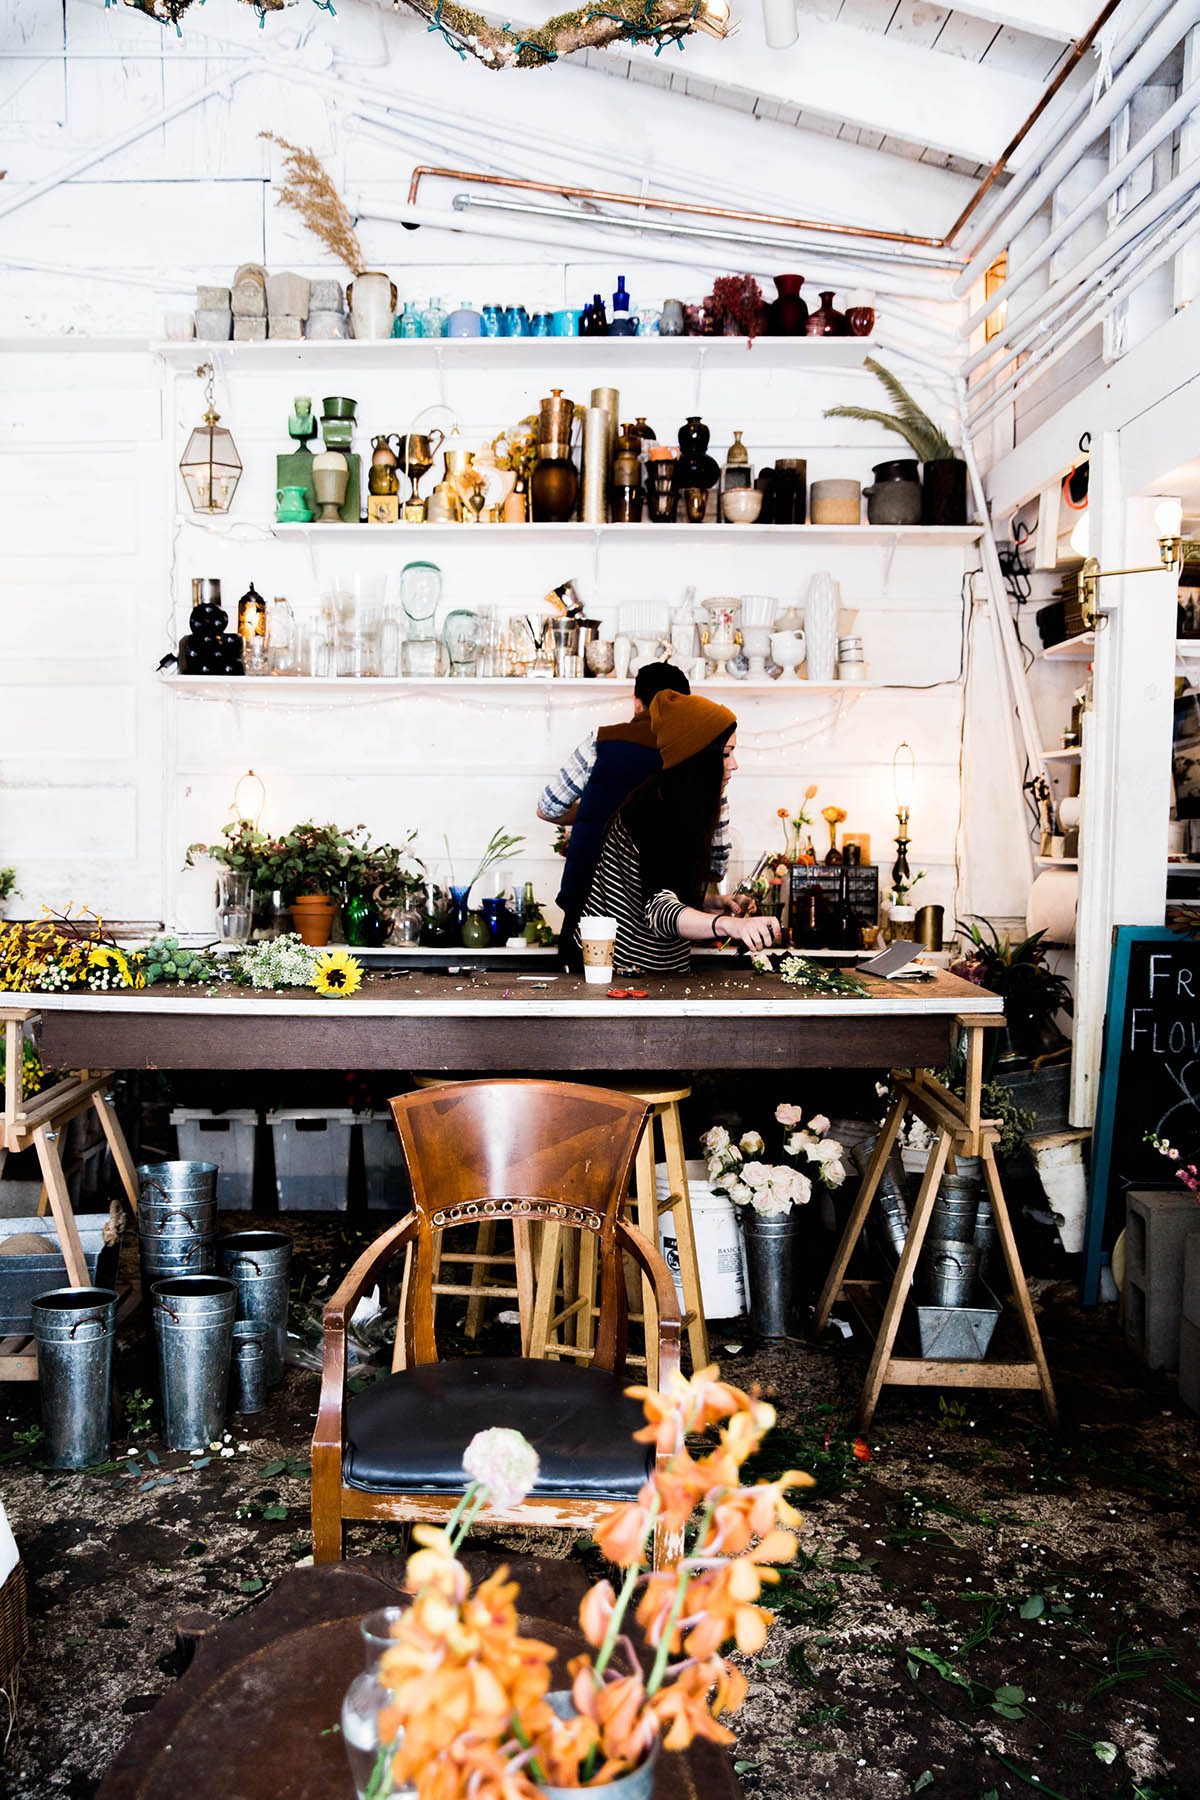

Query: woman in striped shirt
[582,690,781,975]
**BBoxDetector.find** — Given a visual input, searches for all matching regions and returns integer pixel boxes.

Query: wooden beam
[927,0,1094,41]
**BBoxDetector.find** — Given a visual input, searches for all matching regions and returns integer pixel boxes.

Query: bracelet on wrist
[711,912,729,940]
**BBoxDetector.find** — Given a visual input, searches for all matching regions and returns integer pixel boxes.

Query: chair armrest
[314,1215,418,1462]
[615,1217,683,1392]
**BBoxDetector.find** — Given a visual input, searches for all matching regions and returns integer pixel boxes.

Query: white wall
[0,0,1027,938]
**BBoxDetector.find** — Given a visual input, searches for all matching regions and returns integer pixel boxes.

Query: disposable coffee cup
[579,915,618,985]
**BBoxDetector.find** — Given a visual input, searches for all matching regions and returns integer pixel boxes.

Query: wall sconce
[892,741,914,891]
[983,255,1007,343]
[179,363,242,514]
[1076,497,1185,626]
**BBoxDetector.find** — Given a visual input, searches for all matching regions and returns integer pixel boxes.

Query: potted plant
[952,916,1074,1068]
[702,1106,847,1338]
[184,818,292,936]
[271,820,362,946]
[884,870,926,942]
[824,357,968,526]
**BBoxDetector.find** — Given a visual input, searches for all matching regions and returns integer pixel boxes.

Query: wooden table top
[96,1556,743,1800]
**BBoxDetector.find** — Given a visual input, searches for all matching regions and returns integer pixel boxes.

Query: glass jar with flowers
[702,1107,846,1338]
[185,817,290,938]
[346,1384,812,1800]
[343,833,425,948]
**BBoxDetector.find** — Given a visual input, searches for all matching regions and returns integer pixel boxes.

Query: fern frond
[825,358,955,462]
[823,405,939,461]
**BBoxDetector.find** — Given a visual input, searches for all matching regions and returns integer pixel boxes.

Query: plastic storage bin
[170,1108,258,1210]
[268,1109,355,1212]
[358,1114,409,1212]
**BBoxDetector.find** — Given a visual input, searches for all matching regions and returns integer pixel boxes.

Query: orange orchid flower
[701,1471,815,1554]
[593,1498,654,1569]
[579,1578,616,1649]
[647,1655,747,1750]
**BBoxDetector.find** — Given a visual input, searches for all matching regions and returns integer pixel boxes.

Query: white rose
[808,1113,831,1135]
[701,1125,731,1152]
[775,1103,804,1127]
[778,1168,812,1207]
[810,1138,842,1164]
[739,1130,764,1155]
[729,1181,754,1206]
[752,1190,792,1217]
[821,1158,846,1188]
[740,1160,771,1190]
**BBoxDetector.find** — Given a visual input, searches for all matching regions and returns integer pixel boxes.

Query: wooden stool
[530,1082,709,1387]
[401,1076,538,1364]
[2,1007,140,1381]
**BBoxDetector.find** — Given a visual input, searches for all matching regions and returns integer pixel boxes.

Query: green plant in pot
[270,820,362,947]
[343,832,425,948]
[952,916,1073,1071]
[824,357,968,526]
[184,818,291,937]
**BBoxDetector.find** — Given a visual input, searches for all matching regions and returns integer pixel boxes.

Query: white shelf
[152,336,873,373]
[1038,632,1095,660]
[261,520,984,547]
[1042,746,1082,761]
[161,675,880,695]
[1035,856,1079,867]
[1167,860,1200,871]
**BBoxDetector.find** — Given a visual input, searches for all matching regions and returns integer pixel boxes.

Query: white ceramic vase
[348,272,397,341]
[804,572,840,683]
[770,628,805,676]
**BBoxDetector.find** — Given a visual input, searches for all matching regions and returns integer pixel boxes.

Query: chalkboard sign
[1084,926,1200,1302]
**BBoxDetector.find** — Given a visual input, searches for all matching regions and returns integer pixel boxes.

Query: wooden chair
[311,1080,683,1567]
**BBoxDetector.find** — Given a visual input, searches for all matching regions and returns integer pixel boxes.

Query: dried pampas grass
[260,133,366,275]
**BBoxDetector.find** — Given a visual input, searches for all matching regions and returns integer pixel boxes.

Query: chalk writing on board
[1127,949,1200,1144]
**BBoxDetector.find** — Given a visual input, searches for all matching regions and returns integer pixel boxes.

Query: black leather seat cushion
[344,1356,654,1498]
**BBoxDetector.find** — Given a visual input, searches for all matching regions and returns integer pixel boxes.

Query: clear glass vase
[341,1607,417,1800]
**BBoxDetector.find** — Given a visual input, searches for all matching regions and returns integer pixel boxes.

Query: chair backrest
[388,1079,650,1370]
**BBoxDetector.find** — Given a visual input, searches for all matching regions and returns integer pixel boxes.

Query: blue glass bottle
[503,305,531,337]
[420,297,447,338]
[481,304,504,338]
[447,302,483,338]
[530,312,552,337]
[396,302,422,339]
[610,274,638,337]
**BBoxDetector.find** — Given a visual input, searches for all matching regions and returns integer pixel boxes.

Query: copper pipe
[944,0,1124,244]
[404,164,949,250]
[403,3,1120,257]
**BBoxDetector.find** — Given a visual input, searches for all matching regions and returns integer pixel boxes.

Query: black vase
[922,457,968,526]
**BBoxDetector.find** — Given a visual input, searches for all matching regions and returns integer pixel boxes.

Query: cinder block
[1183,1228,1200,1329]
[1123,1190,1200,1371]
[267,271,310,319]
[196,285,231,310]
[233,317,268,342]
[232,278,266,317]
[268,316,304,340]
[195,308,231,341]
[306,310,349,340]
[310,277,345,313]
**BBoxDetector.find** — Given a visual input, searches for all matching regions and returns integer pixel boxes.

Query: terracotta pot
[291,895,336,947]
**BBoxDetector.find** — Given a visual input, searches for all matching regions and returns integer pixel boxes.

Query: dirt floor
[0,1213,1197,1800]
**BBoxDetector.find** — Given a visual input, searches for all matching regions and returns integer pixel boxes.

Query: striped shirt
[540,729,732,880]
[582,815,691,975]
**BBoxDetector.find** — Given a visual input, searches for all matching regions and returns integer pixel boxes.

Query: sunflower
[311,948,363,997]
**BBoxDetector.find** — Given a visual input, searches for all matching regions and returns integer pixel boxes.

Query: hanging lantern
[179,363,242,514]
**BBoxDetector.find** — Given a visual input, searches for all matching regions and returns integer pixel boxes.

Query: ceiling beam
[584,11,1054,165]
[905,0,1095,39]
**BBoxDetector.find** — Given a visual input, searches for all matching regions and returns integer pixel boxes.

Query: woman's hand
[721,912,781,952]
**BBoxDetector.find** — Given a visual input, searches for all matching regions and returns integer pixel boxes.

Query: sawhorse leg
[981,1141,1060,1429]
[857,1127,952,1432]
[92,1090,139,1214]
[813,1092,908,1333]
[32,1124,88,1290]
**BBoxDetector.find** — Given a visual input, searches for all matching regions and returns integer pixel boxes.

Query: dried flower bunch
[703,1104,847,1216]
[260,133,366,274]
[367,1378,811,1798]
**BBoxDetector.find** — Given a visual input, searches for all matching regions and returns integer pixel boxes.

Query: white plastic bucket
[1029,1134,1088,1254]
[656,1160,746,1319]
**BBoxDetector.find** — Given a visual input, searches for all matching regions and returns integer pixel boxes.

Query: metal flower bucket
[219,1231,292,1387]
[137,1161,218,1204]
[231,1320,270,1414]
[852,1132,910,1258]
[536,1692,659,1800]
[151,1275,237,1450]
[738,1210,799,1340]
[928,1177,979,1247]
[32,1287,118,1469]
[924,1239,979,1307]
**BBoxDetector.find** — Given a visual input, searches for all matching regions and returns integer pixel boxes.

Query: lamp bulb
[1154,497,1183,538]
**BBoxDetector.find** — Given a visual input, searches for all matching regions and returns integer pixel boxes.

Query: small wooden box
[367,495,400,525]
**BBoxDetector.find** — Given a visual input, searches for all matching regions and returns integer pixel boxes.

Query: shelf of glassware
[152,337,873,373]
[160,675,881,695]
[262,521,985,547]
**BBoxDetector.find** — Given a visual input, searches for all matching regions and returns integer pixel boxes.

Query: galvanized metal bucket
[137,1161,218,1204]
[924,1239,979,1307]
[219,1231,292,1387]
[231,1320,270,1414]
[974,1197,998,1281]
[139,1233,216,1284]
[929,1182,979,1246]
[32,1286,117,1469]
[138,1199,218,1240]
[853,1132,910,1258]
[151,1275,237,1450]
[536,1692,659,1800]
[738,1210,799,1340]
